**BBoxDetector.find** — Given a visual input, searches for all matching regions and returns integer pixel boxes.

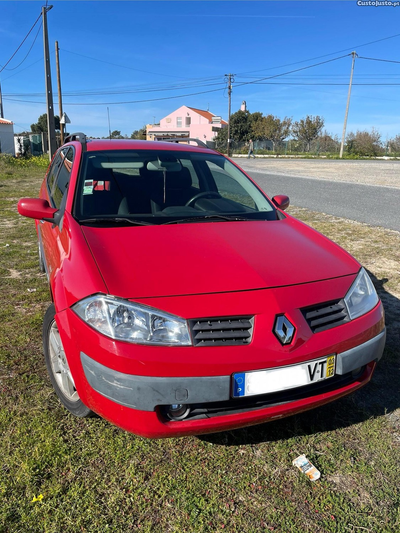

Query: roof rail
[160,138,208,149]
[64,132,87,151]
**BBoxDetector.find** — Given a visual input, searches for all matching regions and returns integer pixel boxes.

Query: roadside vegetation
[214,109,400,159]
[0,156,399,532]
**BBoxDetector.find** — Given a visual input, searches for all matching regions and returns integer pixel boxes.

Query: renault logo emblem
[274,315,295,345]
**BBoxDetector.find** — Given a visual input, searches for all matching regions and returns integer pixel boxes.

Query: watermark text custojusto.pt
[357,1,399,6]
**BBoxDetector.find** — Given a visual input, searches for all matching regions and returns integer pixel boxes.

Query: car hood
[81,218,359,299]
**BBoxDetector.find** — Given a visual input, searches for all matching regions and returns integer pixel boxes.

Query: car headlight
[344,268,379,320]
[72,295,192,346]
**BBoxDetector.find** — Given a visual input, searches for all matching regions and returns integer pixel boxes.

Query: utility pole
[225,74,235,157]
[42,5,57,159]
[339,51,357,159]
[0,81,4,119]
[55,41,64,144]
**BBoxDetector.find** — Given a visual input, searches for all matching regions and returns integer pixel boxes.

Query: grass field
[0,157,399,533]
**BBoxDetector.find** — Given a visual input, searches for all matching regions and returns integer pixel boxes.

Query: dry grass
[0,157,399,533]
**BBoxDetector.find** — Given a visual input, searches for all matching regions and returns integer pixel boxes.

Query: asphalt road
[243,169,400,232]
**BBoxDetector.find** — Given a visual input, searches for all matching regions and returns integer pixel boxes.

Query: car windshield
[74,149,277,225]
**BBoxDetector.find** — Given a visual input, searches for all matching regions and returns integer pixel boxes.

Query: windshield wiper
[162,215,252,225]
[79,217,153,226]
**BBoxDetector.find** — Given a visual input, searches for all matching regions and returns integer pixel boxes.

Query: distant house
[146,105,227,146]
[14,132,47,157]
[0,119,15,156]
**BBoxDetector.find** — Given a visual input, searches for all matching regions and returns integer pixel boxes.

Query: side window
[46,152,63,193]
[206,161,256,209]
[52,148,74,209]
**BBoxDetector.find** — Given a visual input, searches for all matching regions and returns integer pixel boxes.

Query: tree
[291,115,325,152]
[230,110,252,142]
[214,127,228,152]
[252,114,292,151]
[110,130,124,139]
[388,134,400,154]
[248,112,264,141]
[346,128,383,157]
[131,126,146,140]
[31,113,60,133]
[311,130,340,153]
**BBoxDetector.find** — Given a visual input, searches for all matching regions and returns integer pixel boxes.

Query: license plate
[232,355,336,398]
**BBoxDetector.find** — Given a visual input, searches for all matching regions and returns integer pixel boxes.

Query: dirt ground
[234,158,400,189]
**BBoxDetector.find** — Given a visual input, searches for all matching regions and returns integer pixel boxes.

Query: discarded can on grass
[293,455,320,481]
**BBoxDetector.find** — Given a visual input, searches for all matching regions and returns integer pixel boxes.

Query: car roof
[65,137,217,154]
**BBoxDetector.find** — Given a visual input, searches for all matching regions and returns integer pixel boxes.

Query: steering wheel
[185,191,221,207]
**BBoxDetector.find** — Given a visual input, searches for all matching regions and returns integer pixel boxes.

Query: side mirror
[18,198,58,222]
[272,195,290,211]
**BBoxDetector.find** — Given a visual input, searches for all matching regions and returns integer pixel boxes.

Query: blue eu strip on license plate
[233,373,246,397]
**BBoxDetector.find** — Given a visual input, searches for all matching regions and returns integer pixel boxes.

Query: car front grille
[189,316,254,346]
[301,299,350,333]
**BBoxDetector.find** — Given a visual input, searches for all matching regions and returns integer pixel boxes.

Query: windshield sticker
[83,180,94,195]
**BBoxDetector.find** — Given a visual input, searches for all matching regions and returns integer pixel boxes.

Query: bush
[0,154,49,169]
[346,128,383,157]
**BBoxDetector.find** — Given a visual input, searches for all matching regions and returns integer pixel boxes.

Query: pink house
[146,105,227,146]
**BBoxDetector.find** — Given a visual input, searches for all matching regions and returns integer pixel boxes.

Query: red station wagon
[18,134,386,438]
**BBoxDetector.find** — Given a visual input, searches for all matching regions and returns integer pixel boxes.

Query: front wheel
[43,304,92,417]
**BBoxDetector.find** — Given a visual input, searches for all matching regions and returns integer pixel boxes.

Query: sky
[1,0,400,141]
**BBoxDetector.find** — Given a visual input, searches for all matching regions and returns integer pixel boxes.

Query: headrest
[165,167,192,190]
[141,165,192,191]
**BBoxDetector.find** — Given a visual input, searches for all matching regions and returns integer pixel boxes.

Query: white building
[0,119,15,156]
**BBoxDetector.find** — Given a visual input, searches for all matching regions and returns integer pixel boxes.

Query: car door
[39,147,75,282]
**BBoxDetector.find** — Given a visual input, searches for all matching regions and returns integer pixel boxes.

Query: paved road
[233,158,400,188]
[239,168,400,232]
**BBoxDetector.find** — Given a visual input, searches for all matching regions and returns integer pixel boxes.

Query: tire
[38,242,45,273]
[43,304,92,417]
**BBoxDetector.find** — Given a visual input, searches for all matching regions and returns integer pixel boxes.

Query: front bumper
[81,329,386,412]
[56,276,385,438]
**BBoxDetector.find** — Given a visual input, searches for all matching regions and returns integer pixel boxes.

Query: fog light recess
[167,404,191,421]
[351,366,365,378]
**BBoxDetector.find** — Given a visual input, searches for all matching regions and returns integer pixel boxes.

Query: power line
[358,56,400,65]
[5,76,400,100]
[6,81,400,108]
[4,84,226,106]
[75,54,353,103]
[234,54,352,89]
[2,55,346,105]
[7,72,400,98]
[235,32,400,76]
[5,21,43,71]
[3,38,400,109]
[0,12,42,74]
[1,57,44,82]
[0,52,382,106]
[236,73,400,79]
[3,79,227,98]
[60,48,219,81]
[237,82,400,86]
